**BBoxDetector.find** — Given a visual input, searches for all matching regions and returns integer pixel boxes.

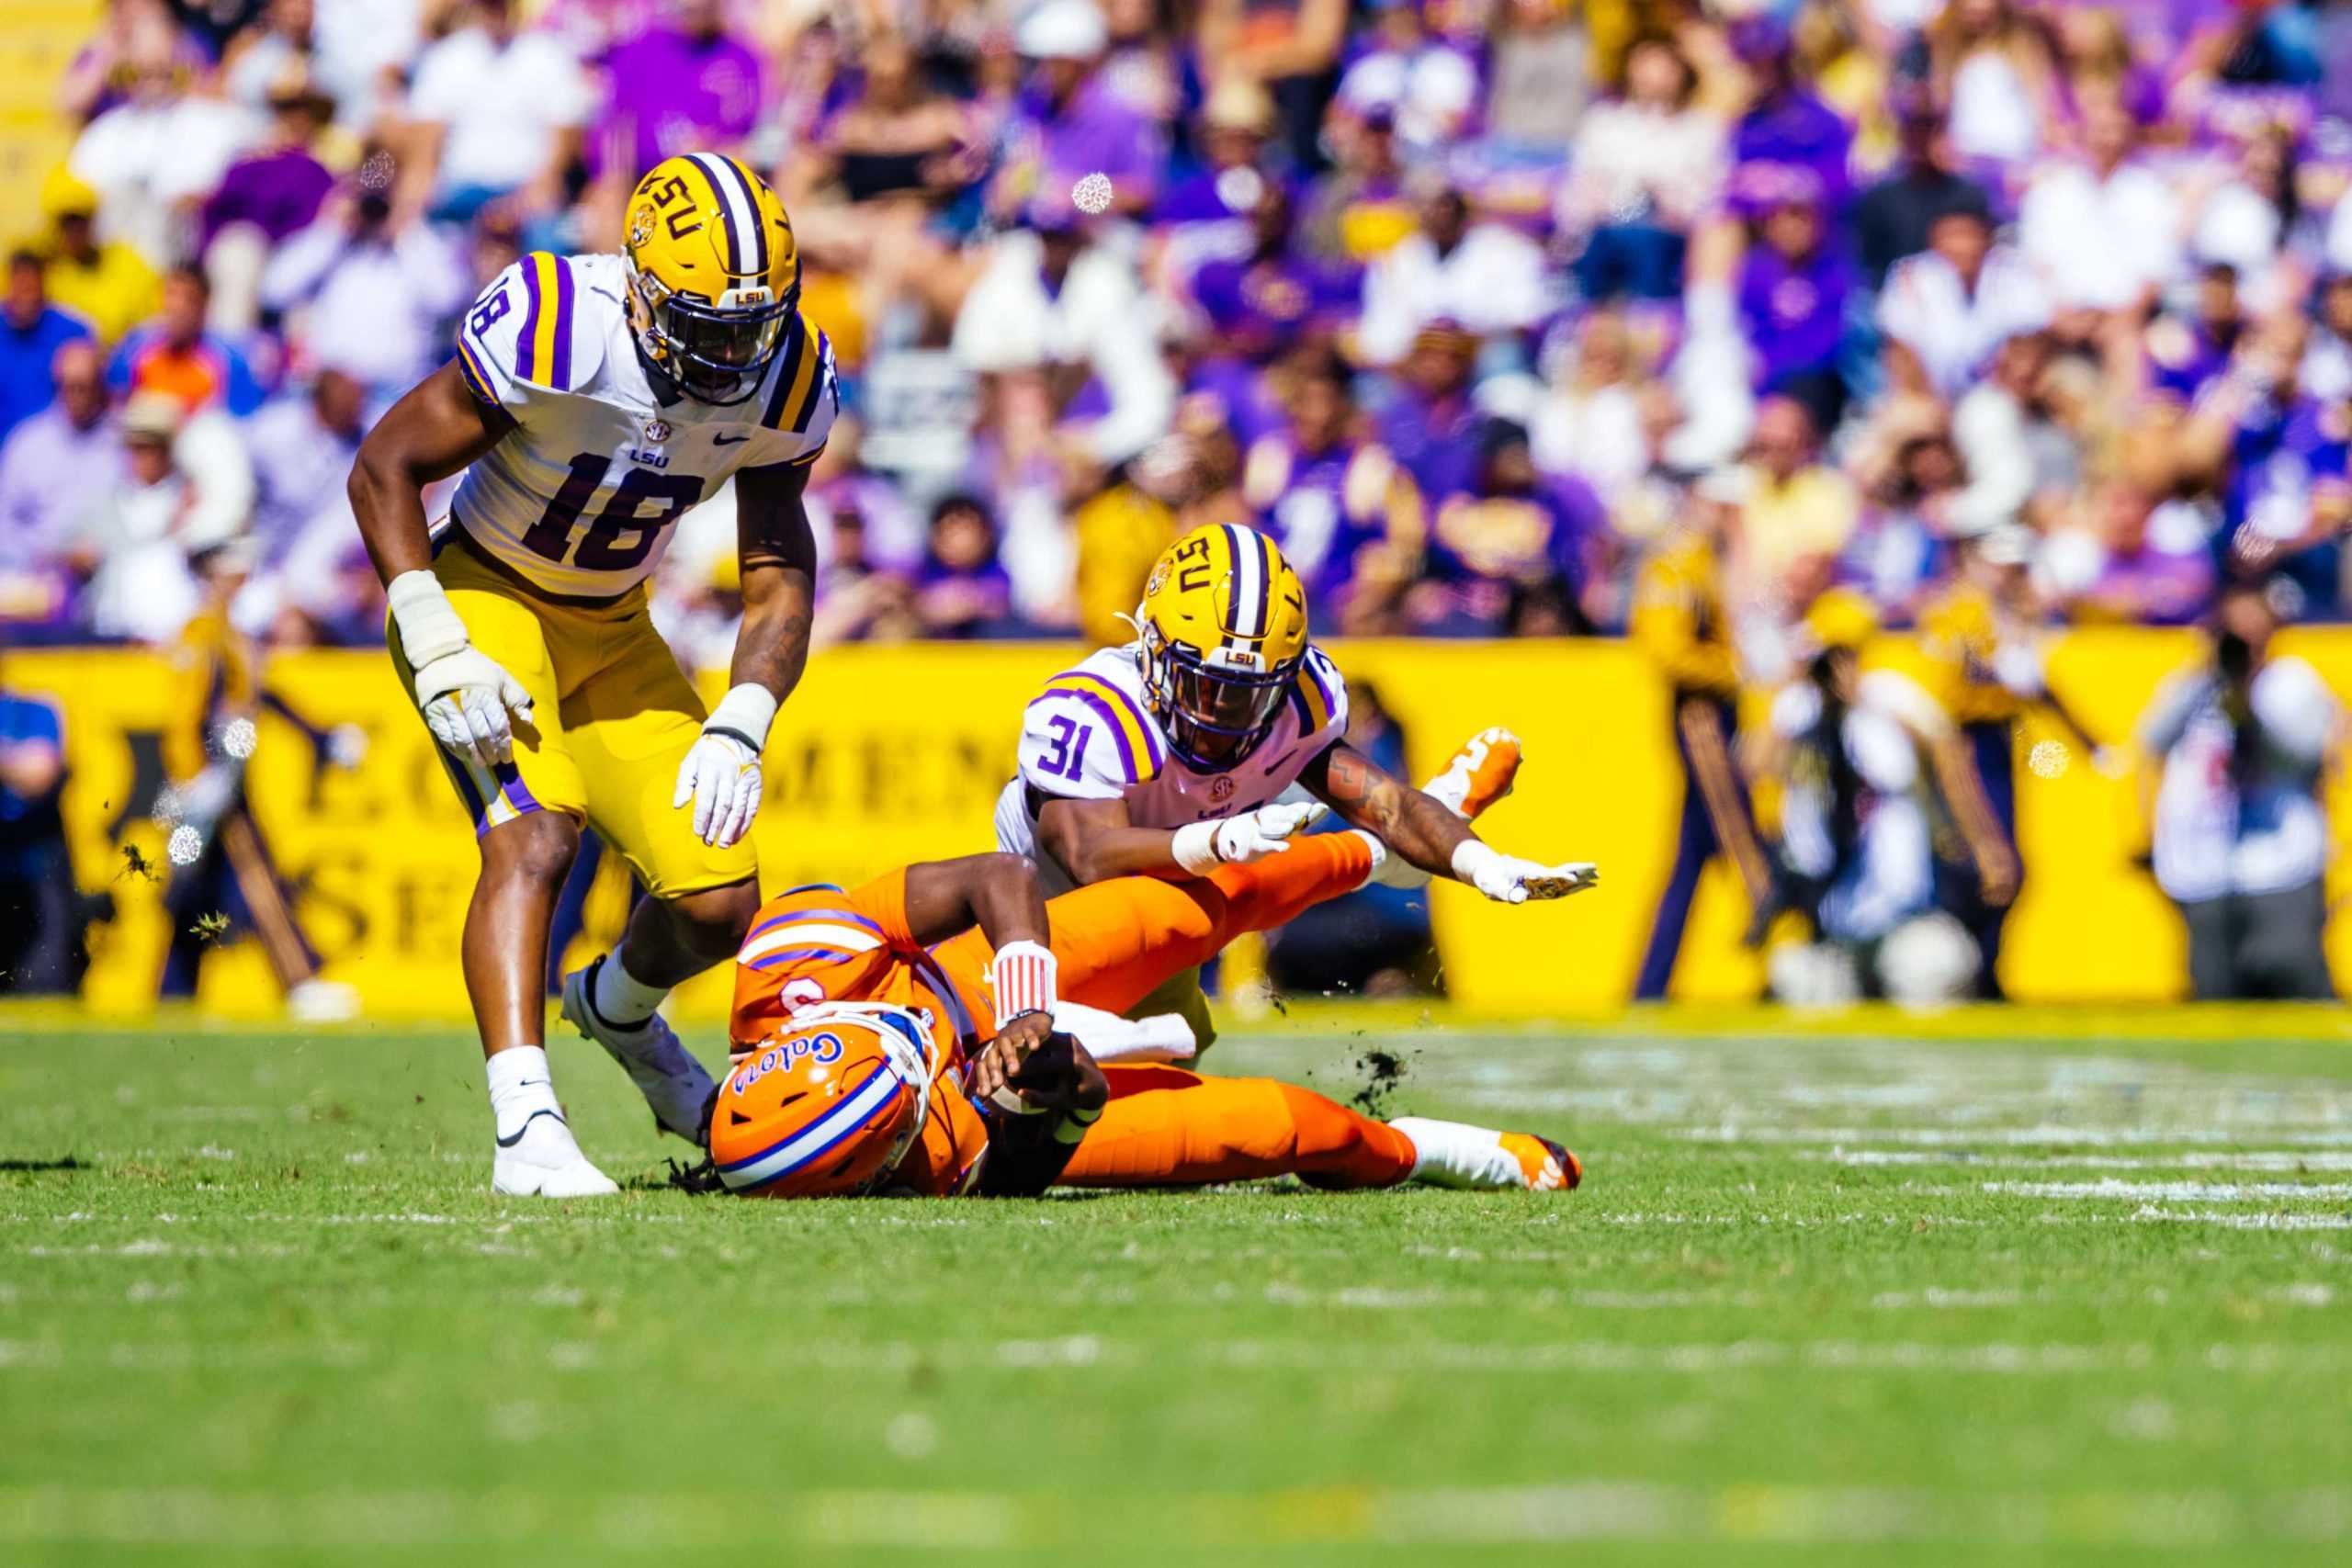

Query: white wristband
[1451,840,1502,884]
[704,682,779,751]
[1171,820,1223,876]
[990,939,1057,1025]
[386,570,468,666]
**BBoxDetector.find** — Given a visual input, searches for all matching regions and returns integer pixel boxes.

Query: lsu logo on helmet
[622,152,801,405]
[711,1003,939,1197]
[1136,523,1310,770]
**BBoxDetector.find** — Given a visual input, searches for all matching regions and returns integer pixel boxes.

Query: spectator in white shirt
[0,342,121,582]
[401,0,592,223]
[261,184,468,395]
[73,394,209,643]
[1357,187,1550,367]
[951,199,1175,468]
[1878,208,2051,402]
[70,60,260,267]
[2018,94,2184,319]
[2138,581,2339,998]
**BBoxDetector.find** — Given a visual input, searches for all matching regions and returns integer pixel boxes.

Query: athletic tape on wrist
[990,939,1057,1026]
[1451,839,1503,886]
[386,570,469,666]
[703,682,779,751]
[1171,820,1223,876]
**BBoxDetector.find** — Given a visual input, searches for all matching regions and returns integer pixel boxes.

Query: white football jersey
[447,251,837,599]
[992,643,1351,894]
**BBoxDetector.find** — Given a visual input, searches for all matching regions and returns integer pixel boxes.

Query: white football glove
[414,647,535,769]
[1171,799,1327,874]
[673,683,778,849]
[388,570,534,770]
[1451,840,1600,904]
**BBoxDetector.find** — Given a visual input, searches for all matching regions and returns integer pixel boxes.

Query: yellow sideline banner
[8,633,2352,1020]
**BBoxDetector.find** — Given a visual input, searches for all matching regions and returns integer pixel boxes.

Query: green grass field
[5,1008,2352,1565]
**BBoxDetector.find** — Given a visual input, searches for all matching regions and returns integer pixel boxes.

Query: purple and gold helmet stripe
[1220,523,1271,645]
[693,152,768,281]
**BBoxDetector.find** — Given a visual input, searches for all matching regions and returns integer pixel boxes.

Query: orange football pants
[933,832,1417,1190]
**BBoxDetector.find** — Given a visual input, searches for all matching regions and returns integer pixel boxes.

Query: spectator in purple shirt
[1735,164,1857,431]
[1372,320,1482,502]
[1240,354,1421,627]
[1410,418,1601,636]
[591,0,763,184]
[998,0,1169,220]
[198,64,335,255]
[1187,181,1358,364]
[1154,77,1291,273]
[915,492,1023,638]
[1729,17,1855,211]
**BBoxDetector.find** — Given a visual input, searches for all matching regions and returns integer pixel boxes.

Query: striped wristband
[990,940,1057,1025]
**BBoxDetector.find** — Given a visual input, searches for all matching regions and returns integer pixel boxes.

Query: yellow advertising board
[6,631,2352,1021]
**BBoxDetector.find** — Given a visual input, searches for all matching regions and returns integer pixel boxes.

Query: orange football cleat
[1425,727,1522,821]
[1499,1132,1582,1191]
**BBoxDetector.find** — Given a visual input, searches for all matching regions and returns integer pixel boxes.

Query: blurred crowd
[5,0,2352,655]
[5,0,2352,1003]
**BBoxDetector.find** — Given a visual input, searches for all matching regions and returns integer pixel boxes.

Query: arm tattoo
[1308,742,1475,876]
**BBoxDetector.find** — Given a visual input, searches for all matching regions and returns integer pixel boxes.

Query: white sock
[1389,1115,1518,1190]
[591,945,668,1029]
[1355,829,1430,891]
[486,1046,563,1140]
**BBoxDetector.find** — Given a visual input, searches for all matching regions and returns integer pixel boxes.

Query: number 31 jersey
[992,642,1351,895]
[448,251,837,600]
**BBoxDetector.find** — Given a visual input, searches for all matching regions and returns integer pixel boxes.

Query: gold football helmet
[622,152,800,404]
[1136,523,1311,770]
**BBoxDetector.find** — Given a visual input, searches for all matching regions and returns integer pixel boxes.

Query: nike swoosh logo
[1260,746,1301,775]
[713,432,751,446]
[516,1079,551,1089]
[494,1108,566,1147]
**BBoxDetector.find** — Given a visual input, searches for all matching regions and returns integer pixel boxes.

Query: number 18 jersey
[449,251,837,600]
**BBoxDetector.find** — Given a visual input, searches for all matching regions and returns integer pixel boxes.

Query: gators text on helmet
[1136,523,1311,771]
[622,152,800,405]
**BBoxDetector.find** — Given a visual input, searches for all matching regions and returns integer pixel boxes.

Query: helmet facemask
[627,264,794,406]
[1142,621,1297,770]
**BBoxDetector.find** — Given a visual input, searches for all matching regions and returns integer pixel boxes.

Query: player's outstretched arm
[1036,795,1323,886]
[1300,741,1598,905]
[350,360,532,770]
[672,461,820,848]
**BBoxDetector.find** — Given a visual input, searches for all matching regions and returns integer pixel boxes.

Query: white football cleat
[492,1111,620,1198]
[560,957,717,1144]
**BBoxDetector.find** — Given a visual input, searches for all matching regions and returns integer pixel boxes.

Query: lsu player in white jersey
[993,522,1599,1042]
[350,153,835,1196]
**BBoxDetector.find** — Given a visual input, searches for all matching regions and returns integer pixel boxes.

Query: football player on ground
[994,521,1596,1043]
[351,155,837,1197]
[712,735,1592,1199]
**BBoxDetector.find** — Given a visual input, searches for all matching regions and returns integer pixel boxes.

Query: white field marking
[1987,1180,2352,1202]
[1867,1289,2024,1310]
[1679,1125,2352,1147]
[6,1480,2351,1550]
[1804,1149,2352,1171]
[2127,1209,2352,1231]
[1200,1337,2343,1377]
[2275,1283,2337,1307]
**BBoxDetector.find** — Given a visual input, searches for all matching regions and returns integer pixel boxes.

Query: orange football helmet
[711,1003,941,1197]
